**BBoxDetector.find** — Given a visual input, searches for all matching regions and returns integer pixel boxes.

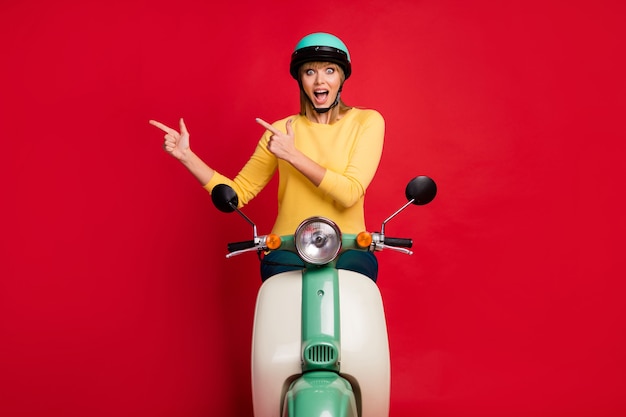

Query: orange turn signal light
[356,231,372,248]
[266,234,282,250]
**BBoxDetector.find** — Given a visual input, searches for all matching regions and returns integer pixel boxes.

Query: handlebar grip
[384,237,413,248]
[227,240,256,252]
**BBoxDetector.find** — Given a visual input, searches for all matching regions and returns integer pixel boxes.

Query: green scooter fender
[283,371,357,417]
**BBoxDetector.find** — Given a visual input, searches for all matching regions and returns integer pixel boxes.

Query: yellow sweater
[204,108,385,235]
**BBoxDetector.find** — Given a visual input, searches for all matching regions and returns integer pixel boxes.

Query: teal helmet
[290,32,352,80]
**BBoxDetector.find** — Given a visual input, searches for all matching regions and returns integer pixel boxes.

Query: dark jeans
[260,250,378,282]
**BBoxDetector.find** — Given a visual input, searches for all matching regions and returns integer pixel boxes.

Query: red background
[2,1,625,416]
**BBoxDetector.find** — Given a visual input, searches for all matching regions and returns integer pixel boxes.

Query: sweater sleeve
[203,133,277,207]
[317,110,385,208]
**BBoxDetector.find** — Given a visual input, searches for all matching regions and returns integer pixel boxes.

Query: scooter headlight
[294,217,342,265]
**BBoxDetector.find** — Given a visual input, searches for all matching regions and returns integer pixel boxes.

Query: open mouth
[313,90,329,104]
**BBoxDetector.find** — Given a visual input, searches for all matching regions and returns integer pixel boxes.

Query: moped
[211,175,437,417]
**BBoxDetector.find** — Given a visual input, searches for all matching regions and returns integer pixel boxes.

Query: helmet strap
[313,91,340,114]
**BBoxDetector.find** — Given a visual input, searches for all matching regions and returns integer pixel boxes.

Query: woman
[150,32,385,281]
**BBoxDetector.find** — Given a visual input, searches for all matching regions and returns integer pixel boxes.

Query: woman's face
[299,62,343,109]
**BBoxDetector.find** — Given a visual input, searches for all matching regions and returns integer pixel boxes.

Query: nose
[314,69,325,84]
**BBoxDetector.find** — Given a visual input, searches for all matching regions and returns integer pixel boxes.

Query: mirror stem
[230,203,258,238]
[381,199,415,236]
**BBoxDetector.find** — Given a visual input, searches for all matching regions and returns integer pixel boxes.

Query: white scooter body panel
[251,269,390,417]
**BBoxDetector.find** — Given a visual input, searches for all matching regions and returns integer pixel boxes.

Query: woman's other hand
[149,118,190,161]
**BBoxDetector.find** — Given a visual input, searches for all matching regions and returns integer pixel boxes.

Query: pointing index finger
[256,118,281,136]
[149,119,177,135]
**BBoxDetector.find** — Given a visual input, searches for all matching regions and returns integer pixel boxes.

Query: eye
[325,67,335,74]
[305,68,315,76]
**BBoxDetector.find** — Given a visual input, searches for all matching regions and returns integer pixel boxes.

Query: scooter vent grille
[305,344,336,365]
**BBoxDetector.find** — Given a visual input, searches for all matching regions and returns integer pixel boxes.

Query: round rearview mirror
[211,184,239,213]
[405,176,437,205]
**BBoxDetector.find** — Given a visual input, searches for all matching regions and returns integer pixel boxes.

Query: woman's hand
[256,118,296,162]
[148,118,215,185]
[256,117,326,187]
[149,118,190,161]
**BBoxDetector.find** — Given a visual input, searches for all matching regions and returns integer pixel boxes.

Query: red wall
[2,1,625,416]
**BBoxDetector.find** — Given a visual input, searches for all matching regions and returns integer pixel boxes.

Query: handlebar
[228,240,256,253]
[382,237,412,248]
[224,233,415,258]
[369,233,413,255]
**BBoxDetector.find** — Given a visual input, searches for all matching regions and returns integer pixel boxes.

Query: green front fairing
[281,233,361,416]
[272,233,360,373]
[301,266,341,372]
[284,372,357,417]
